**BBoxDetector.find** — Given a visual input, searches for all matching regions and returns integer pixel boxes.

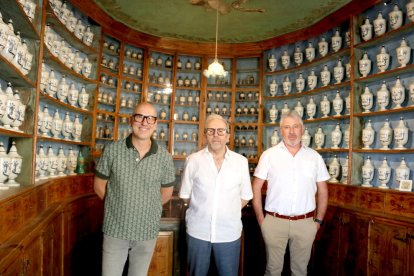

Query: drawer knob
[400,204,404,208]
[369,261,372,265]
[343,195,347,198]
[29,206,34,209]
[368,199,371,202]
[13,216,18,220]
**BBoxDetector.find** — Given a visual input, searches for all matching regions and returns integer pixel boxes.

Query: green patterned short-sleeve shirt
[95,134,175,241]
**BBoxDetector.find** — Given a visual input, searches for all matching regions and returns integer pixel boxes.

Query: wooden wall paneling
[23,236,42,276]
[148,231,174,276]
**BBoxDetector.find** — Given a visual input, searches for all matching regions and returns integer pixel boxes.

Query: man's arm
[94,175,108,200]
[315,180,328,230]
[161,186,174,205]
[252,176,266,226]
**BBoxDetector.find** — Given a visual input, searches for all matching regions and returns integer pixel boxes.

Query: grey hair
[205,114,230,132]
[280,110,304,128]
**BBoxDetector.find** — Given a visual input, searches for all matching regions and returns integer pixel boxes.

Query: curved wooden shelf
[235,114,259,117]
[236,83,260,87]
[120,88,142,94]
[99,82,117,90]
[39,91,93,115]
[263,81,350,100]
[264,47,350,77]
[95,137,113,141]
[315,148,349,153]
[175,86,201,90]
[123,56,144,63]
[119,105,134,110]
[43,47,97,85]
[122,75,144,83]
[207,113,231,116]
[37,135,92,146]
[177,69,202,74]
[354,63,414,83]
[207,84,232,88]
[236,88,260,91]
[237,68,260,73]
[353,149,414,153]
[354,106,414,117]
[354,21,414,50]
[122,72,143,80]
[100,68,119,78]
[101,64,119,75]
[0,128,32,138]
[207,88,232,91]
[157,119,170,123]
[174,103,200,107]
[0,54,36,88]
[96,118,115,123]
[97,100,116,106]
[3,0,40,39]
[46,3,99,55]
[303,115,350,124]
[148,101,171,106]
[236,99,260,102]
[206,99,231,102]
[173,120,199,125]
[102,47,120,57]
[149,65,173,72]
[147,83,172,89]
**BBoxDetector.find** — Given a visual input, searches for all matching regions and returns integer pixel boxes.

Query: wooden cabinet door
[408,228,414,276]
[43,214,63,276]
[1,256,23,276]
[1,200,23,243]
[148,231,174,276]
[23,237,42,276]
[368,220,407,276]
[22,192,36,223]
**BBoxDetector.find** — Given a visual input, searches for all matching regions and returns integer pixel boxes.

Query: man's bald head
[132,103,157,117]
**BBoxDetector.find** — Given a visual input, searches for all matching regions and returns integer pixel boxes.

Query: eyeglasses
[204,128,228,136]
[132,114,157,124]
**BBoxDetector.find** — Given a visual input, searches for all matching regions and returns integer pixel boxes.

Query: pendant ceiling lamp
[203,0,228,78]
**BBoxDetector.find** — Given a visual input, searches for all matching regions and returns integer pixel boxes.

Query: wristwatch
[314,218,324,226]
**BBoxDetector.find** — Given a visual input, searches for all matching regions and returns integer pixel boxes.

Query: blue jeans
[102,234,157,276]
[186,233,241,276]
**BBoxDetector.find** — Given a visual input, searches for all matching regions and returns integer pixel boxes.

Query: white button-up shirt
[179,147,253,243]
[254,142,329,216]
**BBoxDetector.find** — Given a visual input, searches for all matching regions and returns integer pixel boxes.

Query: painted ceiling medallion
[93,0,351,43]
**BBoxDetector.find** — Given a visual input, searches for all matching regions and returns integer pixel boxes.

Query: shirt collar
[204,146,231,158]
[278,140,307,151]
[126,134,158,155]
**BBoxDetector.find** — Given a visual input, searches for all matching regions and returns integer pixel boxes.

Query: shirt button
[136,158,139,161]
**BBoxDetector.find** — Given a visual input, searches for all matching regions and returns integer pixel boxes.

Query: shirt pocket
[300,160,317,179]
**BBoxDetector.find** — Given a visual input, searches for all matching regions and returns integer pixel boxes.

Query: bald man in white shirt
[179,114,253,276]
[252,110,329,276]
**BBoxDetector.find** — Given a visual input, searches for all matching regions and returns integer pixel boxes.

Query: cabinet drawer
[1,200,23,243]
[57,180,68,201]
[69,178,82,196]
[357,189,385,213]
[36,188,47,215]
[335,186,357,207]
[23,192,36,223]
[385,193,414,219]
[47,182,58,206]
[83,177,93,193]
[328,184,337,203]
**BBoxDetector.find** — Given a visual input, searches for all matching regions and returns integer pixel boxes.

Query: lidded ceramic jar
[0,142,11,188]
[51,37,63,57]
[62,112,73,141]
[65,11,77,32]
[342,156,349,184]
[331,29,342,52]
[269,78,278,96]
[328,155,341,182]
[320,65,331,86]
[305,42,315,62]
[396,157,410,187]
[195,59,201,70]
[379,119,393,150]
[21,41,33,76]
[137,67,142,77]
[281,103,290,115]
[269,104,278,123]
[47,145,58,178]
[177,76,184,86]
[78,86,89,110]
[0,85,8,121]
[0,20,18,61]
[394,117,409,149]
[11,38,27,70]
[57,75,69,102]
[391,76,405,109]
[362,156,374,187]
[373,11,387,36]
[72,115,82,142]
[361,84,373,113]
[120,96,126,106]
[176,59,182,69]
[306,96,316,120]
[184,76,190,87]
[407,0,414,22]
[293,46,303,66]
[66,147,77,176]
[46,68,58,96]
[0,12,10,53]
[410,81,414,106]
[301,128,311,147]
[74,19,85,40]
[359,52,372,77]
[160,109,167,120]
[282,76,292,95]
[334,59,344,84]
[58,40,69,64]
[295,73,305,93]
[294,100,304,118]
[376,45,390,72]
[192,114,197,121]
[377,81,390,111]
[320,94,330,118]
[331,124,342,149]
[396,38,411,68]
[59,1,70,24]
[281,50,290,69]
[332,91,343,116]
[7,141,22,186]
[346,62,351,79]
[73,51,83,74]
[65,47,75,69]
[81,57,92,78]
[40,105,52,137]
[318,36,328,57]
[268,53,277,71]
[314,126,325,149]
[250,105,256,114]
[126,97,133,107]
[270,129,279,147]
[157,73,164,85]
[128,65,135,75]
[191,76,197,87]
[2,83,18,129]
[185,59,192,70]
[378,157,391,189]
[361,17,373,41]
[362,119,375,149]
[389,4,403,30]
[51,109,62,139]
[179,94,186,105]
[12,90,25,132]
[307,69,317,90]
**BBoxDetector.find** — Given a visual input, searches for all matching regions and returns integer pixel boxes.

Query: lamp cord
[215,0,218,60]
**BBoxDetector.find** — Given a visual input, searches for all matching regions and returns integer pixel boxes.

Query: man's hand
[314,221,321,231]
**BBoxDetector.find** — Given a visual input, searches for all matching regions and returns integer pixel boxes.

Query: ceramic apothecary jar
[306,97,316,120]
[269,104,278,123]
[389,4,403,30]
[331,124,342,149]
[361,85,373,113]
[396,157,410,188]
[293,46,303,66]
[334,59,344,84]
[328,155,341,183]
[268,53,277,71]
[394,117,409,150]
[359,52,372,77]
[320,65,331,86]
[318,36,328,57]
[377,81,390,111]
[295,73,305,92]
[379,119,393,150]
[301,128,311,147]
[269,79,278,97]
[282,76,291,95]
[314,126,325,149]
[361,17,373,41]
[331,29,342,52]
[376,46,389,72]
[281,50,290,69]
[332,91,343,117]
[396,38,411,68]
[407,0,414,22]
[362,156,374,187]
[294,100,304,118]
[391,76,405,109]
[342,156,349,184]
[270,129,279,147]
[307,69,317,90]
[362,120,375,149]
[373,12,387,36]
[378,157,391,189]
[7,141,22,186]
[306,42,315,62]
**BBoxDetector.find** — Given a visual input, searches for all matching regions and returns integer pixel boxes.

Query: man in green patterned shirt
[94,103,175,276]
